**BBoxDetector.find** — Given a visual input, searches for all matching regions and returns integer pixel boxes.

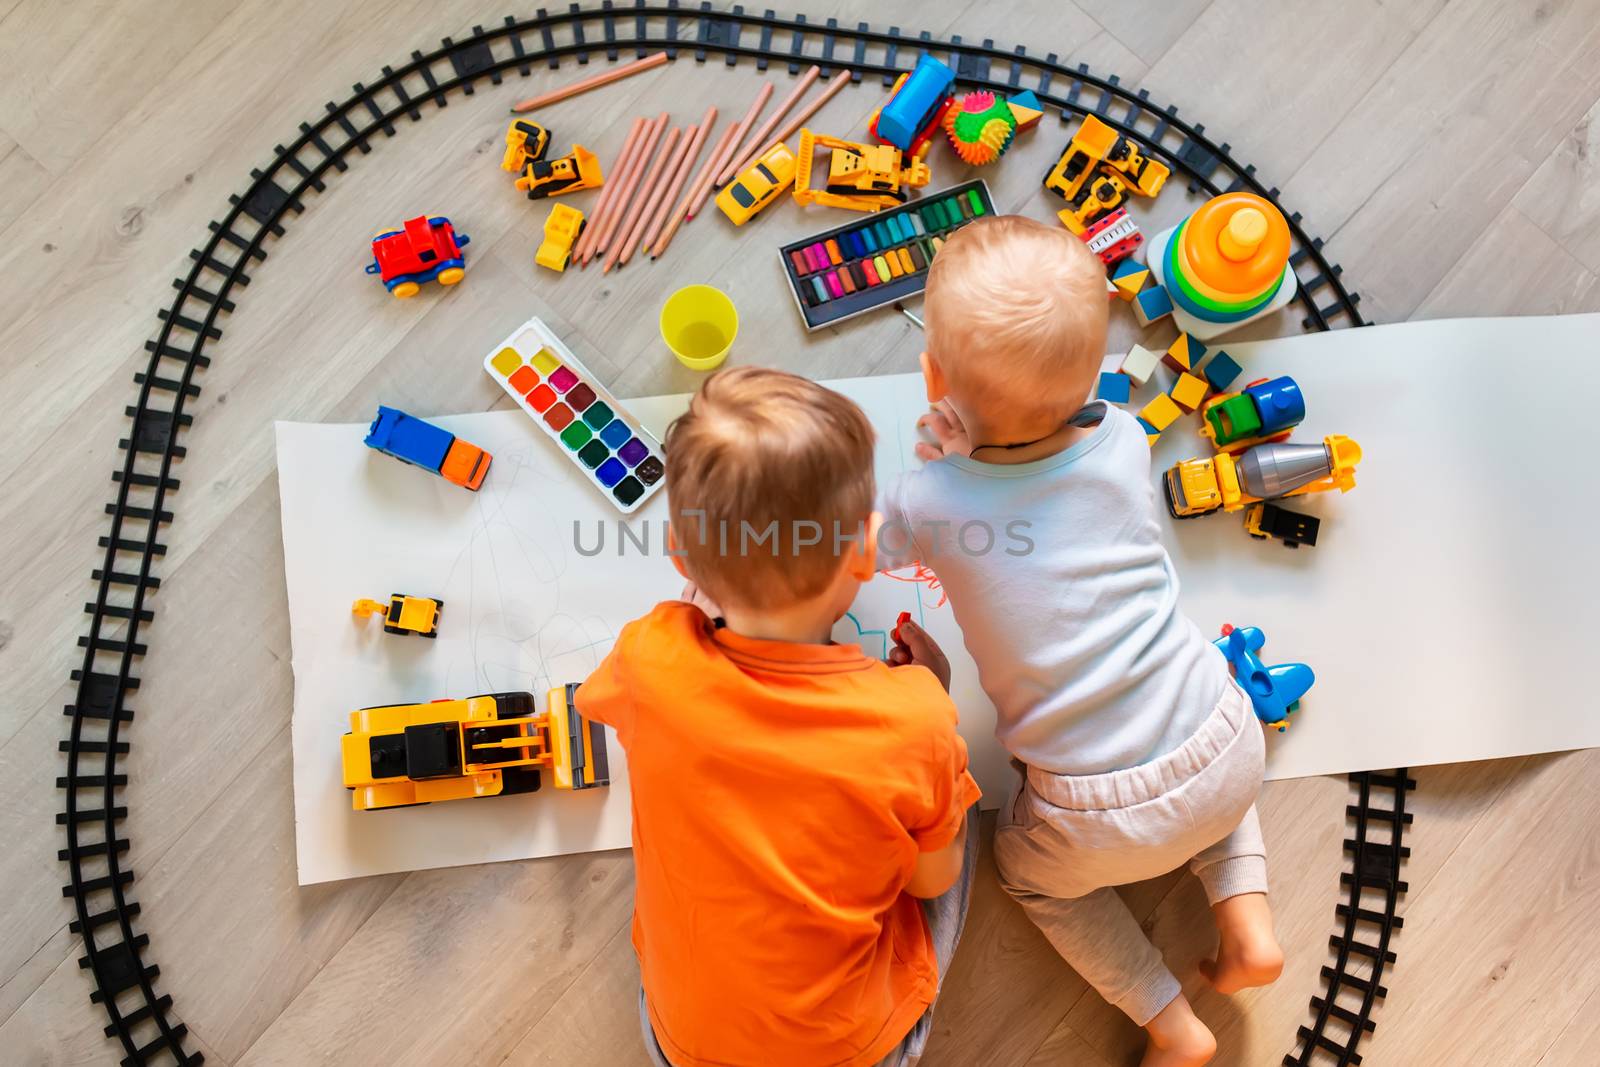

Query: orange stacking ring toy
[1165,192,1291,320]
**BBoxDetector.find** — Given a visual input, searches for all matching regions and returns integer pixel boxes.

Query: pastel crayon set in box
[779,179,996,330]
[483,317,665,513]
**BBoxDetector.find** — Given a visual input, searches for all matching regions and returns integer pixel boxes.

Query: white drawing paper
[277,314,1600,883]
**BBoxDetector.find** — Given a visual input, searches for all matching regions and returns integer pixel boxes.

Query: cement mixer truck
[1164,435,1362,519]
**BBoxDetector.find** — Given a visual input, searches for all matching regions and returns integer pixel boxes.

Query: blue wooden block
[1203,350,1243,392]
[1097,371,1132,404]
[1133,284,1174,326]
[365,405,453,472]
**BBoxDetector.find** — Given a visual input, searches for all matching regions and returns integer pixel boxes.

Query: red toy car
[365,215,470,298]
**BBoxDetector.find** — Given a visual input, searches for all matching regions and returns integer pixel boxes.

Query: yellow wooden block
[1113,268,1149,301]
[1164,332,1207,373]
[1170,372,1209,412]
[1138,393,1183,433]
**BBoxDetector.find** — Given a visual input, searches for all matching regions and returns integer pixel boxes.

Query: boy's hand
[680,581,723,622]
[914,400,971,462]
[889,613,952,691]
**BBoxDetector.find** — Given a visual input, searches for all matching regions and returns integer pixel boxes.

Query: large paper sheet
[278,314,1600,884]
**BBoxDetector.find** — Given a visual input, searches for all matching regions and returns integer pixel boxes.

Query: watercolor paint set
[778,179,997,330]
[483,317,665,513]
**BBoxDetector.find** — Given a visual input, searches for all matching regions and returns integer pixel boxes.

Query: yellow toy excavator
[1044,114,1169,234]
[516,143,603,200]
[352,593,441,638]
[793,129,931,212]
[340,685,610,811]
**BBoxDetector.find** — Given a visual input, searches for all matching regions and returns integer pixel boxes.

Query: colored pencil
[581,120,646,267]
[586,112,665,266]
[639,106,716,256]
[574,117,644,266]
[510,52,669,113]
[604,125,681,273]
[655,123,739,256]
[620,125,694,266]
[717,65,818,185]
[755,71,852,159]
[698,81,771,201]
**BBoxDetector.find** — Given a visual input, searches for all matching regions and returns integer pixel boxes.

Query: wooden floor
[3,1,1600,1064]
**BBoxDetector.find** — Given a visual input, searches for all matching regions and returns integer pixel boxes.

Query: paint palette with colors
[483,317,666,513]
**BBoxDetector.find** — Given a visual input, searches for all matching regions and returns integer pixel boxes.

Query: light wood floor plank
[1069,0,1215,70]
[1414,204,1600,319]
[1284,0,1600,322]
[0,0,244,174]
[0,132,51,237]
[1514,92,1600,275]
[1139,0,1446,193]
[498,915,650,1066]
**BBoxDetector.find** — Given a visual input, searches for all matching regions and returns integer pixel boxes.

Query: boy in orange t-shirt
[577,366,982,1067]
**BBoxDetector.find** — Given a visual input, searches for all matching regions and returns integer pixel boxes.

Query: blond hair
[924,214,1108,426]
[664,366,875,609]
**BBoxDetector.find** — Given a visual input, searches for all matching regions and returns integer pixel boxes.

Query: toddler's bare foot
[1201,892,1284,994]
[1141,995,1216,1067]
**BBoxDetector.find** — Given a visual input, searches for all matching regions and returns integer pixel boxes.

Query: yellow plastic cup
[660,284,738,371]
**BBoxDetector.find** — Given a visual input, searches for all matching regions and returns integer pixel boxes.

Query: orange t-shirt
[577,601,982,1067]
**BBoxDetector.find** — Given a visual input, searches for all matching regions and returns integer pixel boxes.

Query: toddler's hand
[888,613,951,691]
[680,581,723,622]
[915,400,971,462]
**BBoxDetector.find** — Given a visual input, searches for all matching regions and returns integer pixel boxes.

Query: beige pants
[995,680,1267,1025]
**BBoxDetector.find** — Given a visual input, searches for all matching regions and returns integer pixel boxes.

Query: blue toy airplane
[1213,624,1315,732]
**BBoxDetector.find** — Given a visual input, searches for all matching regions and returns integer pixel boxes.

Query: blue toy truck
[870,54,956,156]
[363,406,492,491]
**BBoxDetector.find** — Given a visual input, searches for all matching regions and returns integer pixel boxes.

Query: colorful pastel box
[483,317,665,513]
[778,179,997,330]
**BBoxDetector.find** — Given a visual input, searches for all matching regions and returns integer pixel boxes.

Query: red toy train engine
[365,215,471,298]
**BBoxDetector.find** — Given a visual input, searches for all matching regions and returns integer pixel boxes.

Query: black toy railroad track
[58,4,1382,1065]
[1286,771,1414,1066]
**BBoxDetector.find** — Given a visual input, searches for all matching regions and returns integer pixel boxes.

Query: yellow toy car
[352,593,441,638]
[1165,435,1362,518]
[535,203,586,272]
[341,685,609,811]
[716,141,798,225]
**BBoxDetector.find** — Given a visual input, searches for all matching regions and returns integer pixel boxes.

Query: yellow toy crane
[793,129,931,213]
[340,685,609,811]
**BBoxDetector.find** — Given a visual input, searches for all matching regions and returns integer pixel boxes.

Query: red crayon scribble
[878,561,947,608]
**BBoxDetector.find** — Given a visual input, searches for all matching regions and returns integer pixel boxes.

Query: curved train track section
[57,5,1399,1064]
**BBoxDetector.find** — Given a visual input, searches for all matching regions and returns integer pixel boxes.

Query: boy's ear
[667,525,690,579]
[846,512,884,582]
[919,350,948,404]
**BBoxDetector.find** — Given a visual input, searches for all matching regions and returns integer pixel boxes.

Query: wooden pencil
[746,71,851,168]
[510,52,668,113]
[686,123,745,220]
[585,112,665,266]
[638,106,716,256]
[619,124,695,267]
[697,82,771,201]
[574,117,644,266]
[655,123,739,256]
[588,113,663,264]
[717,65,819,185]
[604,125,681,273]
